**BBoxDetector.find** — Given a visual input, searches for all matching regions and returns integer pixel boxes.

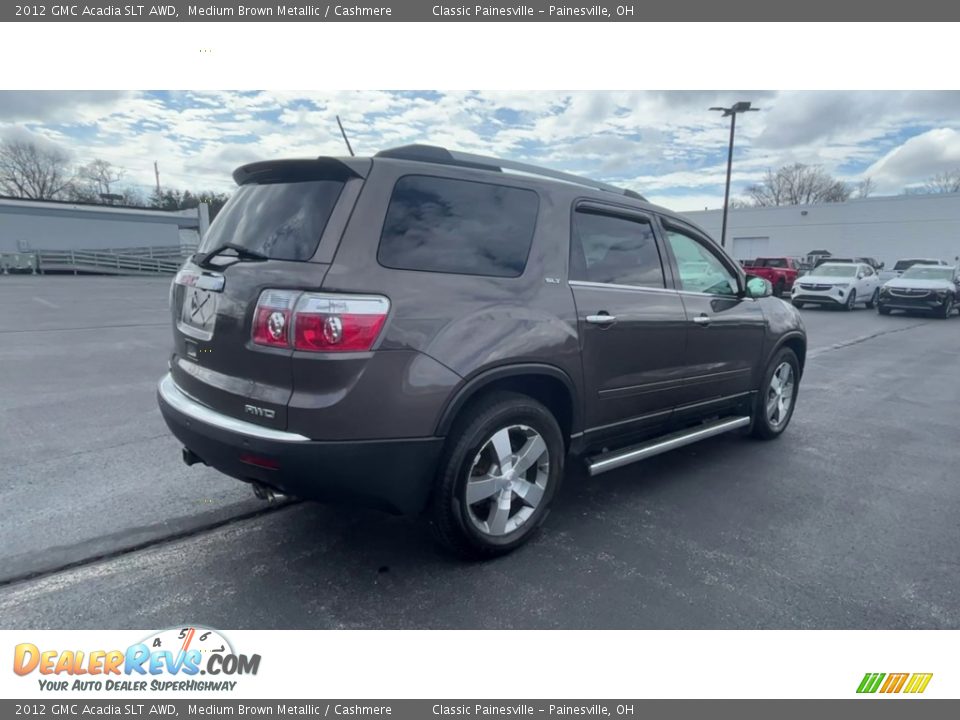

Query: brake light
[252,289,299,347]
[252,290,390,353]
[293,293,390,352]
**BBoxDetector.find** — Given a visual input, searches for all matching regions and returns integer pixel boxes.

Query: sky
[2,90,960,211]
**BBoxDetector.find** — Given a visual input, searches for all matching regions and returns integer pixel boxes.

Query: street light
[709,101,759,248]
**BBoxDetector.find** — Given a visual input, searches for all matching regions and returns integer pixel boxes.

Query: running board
[586,416,751,477]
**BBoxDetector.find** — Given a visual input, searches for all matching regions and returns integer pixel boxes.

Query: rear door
[168,159,366,431]
[569,201,687,445]
[657,217,766,410]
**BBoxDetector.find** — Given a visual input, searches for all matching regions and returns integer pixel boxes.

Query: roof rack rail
[374,144,646,202]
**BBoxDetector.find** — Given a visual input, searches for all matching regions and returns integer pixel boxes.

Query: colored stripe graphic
[857,672,933,694]
[880,673,909,693]
[857,673,885,693]
[903,673,933,694]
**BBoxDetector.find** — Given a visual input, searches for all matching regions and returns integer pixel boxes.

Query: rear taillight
[252,290,390,353]
[252,289,300,348]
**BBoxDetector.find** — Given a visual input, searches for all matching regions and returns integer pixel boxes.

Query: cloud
[0,91,129,122]
[865,128,960,191]
[1,90,959,205]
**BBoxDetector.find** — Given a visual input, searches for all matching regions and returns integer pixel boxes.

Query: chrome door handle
[693,314,711,326]
[586,314,617,325]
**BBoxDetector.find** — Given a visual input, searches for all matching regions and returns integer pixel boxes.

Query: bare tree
[744,163,852,207]
[855,177,876,199]
[0,139,74,200]
[67,159,129,203]
[79,159,124,196]
[922,169,960,194]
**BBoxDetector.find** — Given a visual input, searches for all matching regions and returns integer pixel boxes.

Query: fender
[434,363,581,437]
[764,330,807,379]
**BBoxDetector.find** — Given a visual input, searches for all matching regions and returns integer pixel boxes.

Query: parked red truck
[742,257,802,297]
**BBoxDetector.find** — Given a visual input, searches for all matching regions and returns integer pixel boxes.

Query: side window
[662,225,738,296]
[378,175,539,278]
[570,210,665,288]
[864,266,874,276]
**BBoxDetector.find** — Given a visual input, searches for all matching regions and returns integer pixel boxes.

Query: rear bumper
[157,373,443,515]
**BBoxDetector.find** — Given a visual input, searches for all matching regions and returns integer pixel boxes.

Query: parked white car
[791,262,881,310]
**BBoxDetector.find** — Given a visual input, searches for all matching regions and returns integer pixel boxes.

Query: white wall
[0,199,200,254]
[683,192,960,266]
[0,212,181,253]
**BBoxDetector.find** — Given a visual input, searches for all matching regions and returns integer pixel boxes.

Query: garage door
[732,236,769,262]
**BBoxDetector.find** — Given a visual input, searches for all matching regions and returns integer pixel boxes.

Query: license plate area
[178,286,219,340]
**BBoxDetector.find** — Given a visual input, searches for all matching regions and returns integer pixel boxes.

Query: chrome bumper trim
[158,372,309,443]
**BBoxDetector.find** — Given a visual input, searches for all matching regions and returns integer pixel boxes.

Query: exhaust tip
[252,482,287,503]
[181,447,204,467]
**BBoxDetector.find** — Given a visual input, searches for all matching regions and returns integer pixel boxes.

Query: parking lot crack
[808,320,933,359]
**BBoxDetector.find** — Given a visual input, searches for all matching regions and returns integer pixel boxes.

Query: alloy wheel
[464,424,550,537]
[766,362,795,428]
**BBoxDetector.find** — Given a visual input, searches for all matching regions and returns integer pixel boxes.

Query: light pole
[709,101,759,248]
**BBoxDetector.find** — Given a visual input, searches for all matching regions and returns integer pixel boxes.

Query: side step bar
[586,416,751,477]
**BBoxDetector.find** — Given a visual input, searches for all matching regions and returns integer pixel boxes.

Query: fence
[1,245,195,276]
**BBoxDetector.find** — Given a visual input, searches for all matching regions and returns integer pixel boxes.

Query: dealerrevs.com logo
[13,626,260,692]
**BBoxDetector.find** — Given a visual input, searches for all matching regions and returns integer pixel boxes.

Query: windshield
[901,266,953,281]
[198,180,344,261]
[893,259,935,271]
[815,265,858,278]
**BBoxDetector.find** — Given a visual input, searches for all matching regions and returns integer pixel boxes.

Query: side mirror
[879,262,885,269]
[745,275,772,298]
[857,272,865,280]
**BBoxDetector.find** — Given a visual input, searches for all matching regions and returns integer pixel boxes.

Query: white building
[0,197,206,254]
[683,192,960,267]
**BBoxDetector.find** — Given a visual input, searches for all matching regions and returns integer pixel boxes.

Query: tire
[938,295,954,319]
[844,289,857,311]
[751,347,800,440]
[429,391,564,559]
[774,279,785,298]
[866,288,879,309]
[792,300,804,309]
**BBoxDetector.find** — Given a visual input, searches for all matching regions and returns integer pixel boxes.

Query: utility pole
[154,161,161,197]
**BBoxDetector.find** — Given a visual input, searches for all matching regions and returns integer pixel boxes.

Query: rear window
[756,258,787,267]
[199,180,344,261]
[378,175,539,277]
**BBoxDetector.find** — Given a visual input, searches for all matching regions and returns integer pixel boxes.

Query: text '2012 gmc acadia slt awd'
[157,145,806,558]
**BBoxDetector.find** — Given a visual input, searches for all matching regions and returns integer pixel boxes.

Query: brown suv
[158,145,806,558]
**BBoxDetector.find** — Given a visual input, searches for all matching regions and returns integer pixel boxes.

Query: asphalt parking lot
[1,275,958,629]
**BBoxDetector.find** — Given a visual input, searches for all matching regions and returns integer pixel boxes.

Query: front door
[568,202,688,446]
[658,218,767,410]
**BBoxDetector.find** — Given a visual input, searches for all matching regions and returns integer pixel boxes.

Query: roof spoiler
[233,157,368,185]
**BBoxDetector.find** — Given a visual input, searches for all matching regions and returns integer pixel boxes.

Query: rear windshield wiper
[197,242,269,268]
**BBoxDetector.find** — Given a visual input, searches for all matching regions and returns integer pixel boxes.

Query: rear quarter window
[377,175,539,278]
